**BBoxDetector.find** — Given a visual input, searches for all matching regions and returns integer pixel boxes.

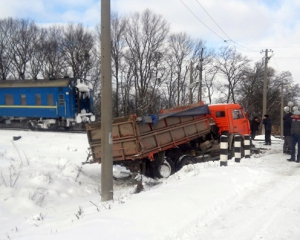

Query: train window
[35,94,41,105]
[5,94,14,105]
[47,94,54,106]
[59,94,64,106]
[20,94,26,105]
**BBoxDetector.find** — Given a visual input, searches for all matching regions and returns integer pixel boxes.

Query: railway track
[0,124,86,134]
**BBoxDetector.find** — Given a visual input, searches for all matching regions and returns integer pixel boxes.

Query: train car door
[57,94,66,117]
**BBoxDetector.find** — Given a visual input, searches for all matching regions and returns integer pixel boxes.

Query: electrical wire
[179,0,225,42]
[195,0,230,41]
[194,0,258,52]
[179,0,246,51]
[180,0,300,59]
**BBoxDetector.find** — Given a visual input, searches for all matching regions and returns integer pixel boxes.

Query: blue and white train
[0,78,95,130]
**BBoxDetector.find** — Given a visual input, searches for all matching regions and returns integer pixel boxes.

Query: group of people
[250,108,300,163]
[250,114,272,145]
[283,108,300,162]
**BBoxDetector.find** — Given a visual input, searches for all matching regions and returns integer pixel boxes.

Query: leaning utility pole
[261,49,272,135]
[100,0,113,202]
[189,61,193,104]
[198,48,204,103]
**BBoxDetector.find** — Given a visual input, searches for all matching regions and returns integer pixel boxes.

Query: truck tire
[154,157,174,178]
[176,156,195,171]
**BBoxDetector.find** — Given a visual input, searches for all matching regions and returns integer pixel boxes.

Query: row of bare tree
[1,10,299,131]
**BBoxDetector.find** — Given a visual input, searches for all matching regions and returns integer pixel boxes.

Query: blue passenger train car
[0,78,95,129]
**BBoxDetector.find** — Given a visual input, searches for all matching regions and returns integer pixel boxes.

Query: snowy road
[173,148,300,240]
[1,131,300,240]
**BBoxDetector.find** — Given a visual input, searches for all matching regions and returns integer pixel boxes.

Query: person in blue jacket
[262,114,272,145]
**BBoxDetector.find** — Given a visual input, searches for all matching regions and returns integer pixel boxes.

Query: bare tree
[119,59,135,115]
[267,71,293,128]
[236,61,264,118]
[124,9,169,115]
[191,40,217,104]
[111,13,126,117]
[41,26,66,79]
[10,19,39,79]
[203,63,218,104]
[28,28,47,79]
[216,46,251,103]
[61,23,94,79]
[0,18,14,80]
[167,32,193,106]
[161,57,178,108]
[88,27,101,120]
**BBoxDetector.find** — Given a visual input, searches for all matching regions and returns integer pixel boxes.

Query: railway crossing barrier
[244,134,250,158]
[234,135,241,162]
[220,135,228,166]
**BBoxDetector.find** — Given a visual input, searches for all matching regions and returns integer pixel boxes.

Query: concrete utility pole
[189,61,193,104]
[261,49,272,135]
[198,48,204,103]
[100,0,113,202]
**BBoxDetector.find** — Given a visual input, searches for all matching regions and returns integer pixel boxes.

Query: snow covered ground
[0,130,300,240]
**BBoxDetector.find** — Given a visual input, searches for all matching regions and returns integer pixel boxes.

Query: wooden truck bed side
[85,104,211,163]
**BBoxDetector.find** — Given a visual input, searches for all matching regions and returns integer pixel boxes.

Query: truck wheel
[176,156,195,171]
[154,158,174,178]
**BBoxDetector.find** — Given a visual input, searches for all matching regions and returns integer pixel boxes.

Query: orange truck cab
[208,103,251,152]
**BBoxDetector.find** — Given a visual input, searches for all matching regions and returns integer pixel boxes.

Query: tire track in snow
[180,164,300,240]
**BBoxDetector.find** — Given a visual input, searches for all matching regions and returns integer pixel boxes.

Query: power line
[195,0,230,40]
[224,40,258,52]
[179,0,225,42]
[180,0,258,52]
[195,0,257,52]
[261,45,300,49]
[271,56,300,59]
[180,0,300,58]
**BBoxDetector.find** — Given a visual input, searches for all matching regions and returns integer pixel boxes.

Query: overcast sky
[1,0,300,84]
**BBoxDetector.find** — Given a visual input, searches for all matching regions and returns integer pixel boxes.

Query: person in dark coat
[283,108,292,154]
[287,110,300,162]
[250,116,260,140]
[262,114,272,145]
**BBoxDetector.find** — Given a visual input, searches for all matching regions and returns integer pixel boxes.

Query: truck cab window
[232,109,244,119]
[216,111,225,118]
